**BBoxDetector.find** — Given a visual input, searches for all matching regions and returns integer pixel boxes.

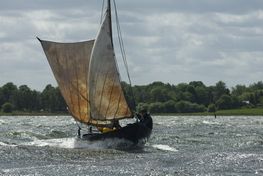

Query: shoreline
[1,108,263,116]
[154,108,263,116]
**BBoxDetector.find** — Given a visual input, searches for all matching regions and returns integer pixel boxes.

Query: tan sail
[39,40,94,124]
[89,11,132,121]
[39,1,133,127]
[37,1,152,144]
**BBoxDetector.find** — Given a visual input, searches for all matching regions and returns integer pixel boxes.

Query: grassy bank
[1,108,263,116]
[154,108,263,116]
[215,108,263,116]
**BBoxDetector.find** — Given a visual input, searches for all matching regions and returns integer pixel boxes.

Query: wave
[0,119,7,125]
[8,131,49,141]
[24,138,76,148]
[202,120,220,125]
[152,144,178,152]
[0,142,17,147]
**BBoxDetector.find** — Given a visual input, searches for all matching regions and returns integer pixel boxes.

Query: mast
[107,0,113,46]
[88,0,133,122]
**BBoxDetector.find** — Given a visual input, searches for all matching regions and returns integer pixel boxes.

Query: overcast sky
[1,0,263,90]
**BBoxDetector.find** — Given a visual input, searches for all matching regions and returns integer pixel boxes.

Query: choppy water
[0,115,263,175]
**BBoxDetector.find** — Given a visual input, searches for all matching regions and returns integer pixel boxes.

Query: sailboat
[37,0,152,145]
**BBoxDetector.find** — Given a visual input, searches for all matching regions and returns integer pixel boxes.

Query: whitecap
[0,119,6,125]
[0,142,17,147]
[152,144,178,152]
[202,120,219,125]
[24,138,77,148]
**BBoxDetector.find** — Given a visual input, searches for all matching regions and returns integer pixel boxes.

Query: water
[0,115,263,175]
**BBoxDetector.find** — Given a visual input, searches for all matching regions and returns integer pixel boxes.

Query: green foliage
[175,101,206,113]
[0,82,18,108]
[216,108,263,116]
[41,85,66,112]
[148,102,165,113]
[231,85,247,96]
[2,102,13,113]
[1,80,263,114]
[211,81,230,102]
[0,82,66,114]
[163,100,176,113]
[208,104,216,112]
[136,103,149,112]
[15,85,36,111]
[216,94,233,110]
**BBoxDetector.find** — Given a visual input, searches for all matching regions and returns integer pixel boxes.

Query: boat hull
[82,122,152,144]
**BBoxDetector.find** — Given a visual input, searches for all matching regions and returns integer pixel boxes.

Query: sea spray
[23,137,137,150]
[152,144,178,152]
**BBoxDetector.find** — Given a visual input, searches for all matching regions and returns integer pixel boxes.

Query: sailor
[137,109,153,130]
[112,120,121,129]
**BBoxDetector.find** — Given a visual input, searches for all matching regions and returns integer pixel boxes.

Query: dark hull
[82,122,152,144]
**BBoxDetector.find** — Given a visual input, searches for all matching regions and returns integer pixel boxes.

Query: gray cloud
[0,0,263,90]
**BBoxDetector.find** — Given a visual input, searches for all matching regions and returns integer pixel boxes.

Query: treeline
[0,83,66,113]
[122,81,263,113]
[0,81,263,113]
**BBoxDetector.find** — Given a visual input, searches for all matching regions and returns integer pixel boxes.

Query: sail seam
[64,45,75,120]
[73,54,82,121]
[98,70,109,120]
[85,43,90,124]
[105,73,116,119]
[92,65,100,119]
[113,91,122,119]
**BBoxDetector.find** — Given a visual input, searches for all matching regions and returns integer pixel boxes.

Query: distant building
[242,100,250,105]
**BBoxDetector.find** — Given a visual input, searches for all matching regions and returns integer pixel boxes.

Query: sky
[1,0,263,90]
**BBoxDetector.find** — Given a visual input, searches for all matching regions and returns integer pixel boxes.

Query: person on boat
[112,120,121,129]
[137,109,153,130]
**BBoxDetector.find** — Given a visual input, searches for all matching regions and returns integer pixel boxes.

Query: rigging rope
[112,0,137,110]
[100,0,106,24]
[74,120,82,138]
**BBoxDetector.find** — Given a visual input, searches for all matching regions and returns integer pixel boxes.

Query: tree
[175,101,206,113]
[208,104,216,112]
[150,87,167,102]
[0,82,18,107]
[54,87,67,112]
[163,100,176,113]
[195,86,210,105]
[2,102,13,113]
[189,81,205,88]
[133,86,150,103]
[41,84,58,112]
[121,81,136,109]
[136,103,149,112]
[239,92,253,105]
[249,81,263,91]
[1,80,263,114]
[0,87,3,107]
[30,90,41,111]
[148,102,165,113]
[231,85,247,97]
[16,85,32,111]
[216,94,233,110]
[212,81,230,102]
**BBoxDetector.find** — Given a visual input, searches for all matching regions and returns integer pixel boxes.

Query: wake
[22,137,140,150]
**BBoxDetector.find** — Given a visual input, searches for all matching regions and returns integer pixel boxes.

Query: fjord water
[0,116,263,175]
